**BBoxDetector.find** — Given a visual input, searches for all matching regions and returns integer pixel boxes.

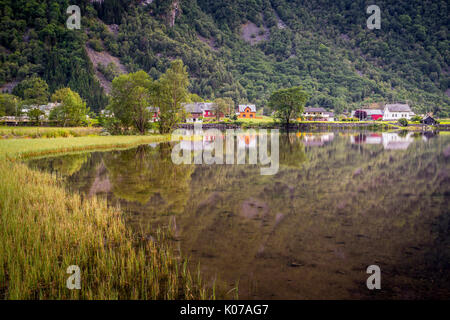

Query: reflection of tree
[29,153,90,177]
[103,144,194,214]
[278,133,307,168]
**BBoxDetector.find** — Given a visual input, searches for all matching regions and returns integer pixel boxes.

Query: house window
[243,114,246,118]
[250,114,253,118]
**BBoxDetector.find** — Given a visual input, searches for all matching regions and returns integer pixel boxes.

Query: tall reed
[0,134,211,299]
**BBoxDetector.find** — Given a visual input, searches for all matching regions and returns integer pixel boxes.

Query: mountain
[0,0,448,116]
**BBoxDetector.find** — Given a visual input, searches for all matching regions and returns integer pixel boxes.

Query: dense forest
[0,0,448,116]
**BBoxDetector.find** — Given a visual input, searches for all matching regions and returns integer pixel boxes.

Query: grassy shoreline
[0,135,172,160]
[0,134,212,299]
[0,126,102,139]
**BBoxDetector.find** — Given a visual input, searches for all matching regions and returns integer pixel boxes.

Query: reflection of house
[382,132,414,150]
[180,140,204,151]
[350,132,414,150]
[350,133,382,144]
[422,131,437,142]
[300,132,335,147]
[237,134,257,149]
[179,134,223,151]
[238,105,256,119]
[383,104,415,120]
[302,107,334,121]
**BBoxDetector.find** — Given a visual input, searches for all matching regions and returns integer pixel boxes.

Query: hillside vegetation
[0,0,448,116]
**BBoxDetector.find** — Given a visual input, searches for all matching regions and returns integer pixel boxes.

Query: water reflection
[27,131,450,299]
[348,131,434,150]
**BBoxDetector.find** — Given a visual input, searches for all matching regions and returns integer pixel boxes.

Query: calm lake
[27,130,450,299]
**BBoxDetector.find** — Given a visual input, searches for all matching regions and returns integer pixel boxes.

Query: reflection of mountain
[174,133,450,299]
[88,160,111,197]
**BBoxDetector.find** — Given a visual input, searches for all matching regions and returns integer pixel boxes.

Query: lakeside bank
[178,121,449,131]
[0,134,212,299]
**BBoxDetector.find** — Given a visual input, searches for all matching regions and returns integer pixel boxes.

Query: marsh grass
[0,135,171,160]
[0,127,102,139]
[0,134,212,299]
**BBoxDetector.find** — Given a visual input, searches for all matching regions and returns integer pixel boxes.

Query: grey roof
[183,102,214,113]
[304,107,326,113]
[385,104,412,112]
[324,111,335,116]
[238,104,256,113]
[183,103,203,113]
[366,109,383,115]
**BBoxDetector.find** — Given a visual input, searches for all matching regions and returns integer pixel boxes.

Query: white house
[383,104,415,120]
[302,107,334,121]
[20,102,61,120]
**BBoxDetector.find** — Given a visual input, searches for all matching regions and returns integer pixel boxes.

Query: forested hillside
[0,0,448,116]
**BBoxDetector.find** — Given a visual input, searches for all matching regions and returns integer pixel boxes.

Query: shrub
[398,118,408,126]
[411,115,423,122]
[88,39,103,52]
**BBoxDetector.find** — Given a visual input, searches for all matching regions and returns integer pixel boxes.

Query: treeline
[0,75,90,126]
[0,0,448,116]
[0,0,107,112]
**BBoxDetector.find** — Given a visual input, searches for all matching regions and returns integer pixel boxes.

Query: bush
[398,118,408,126]
[88,39,103,52]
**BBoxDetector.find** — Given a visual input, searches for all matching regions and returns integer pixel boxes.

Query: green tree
[212,97,233,121]
[398,118,408,127]
[13,76,49,106]
[50,88,88,126]
[0,94,20,116]
[156,59,189,133]
[108,71,153,134]
[28,108,45,126]
[188,93,205,103]
[268,87,308,126]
